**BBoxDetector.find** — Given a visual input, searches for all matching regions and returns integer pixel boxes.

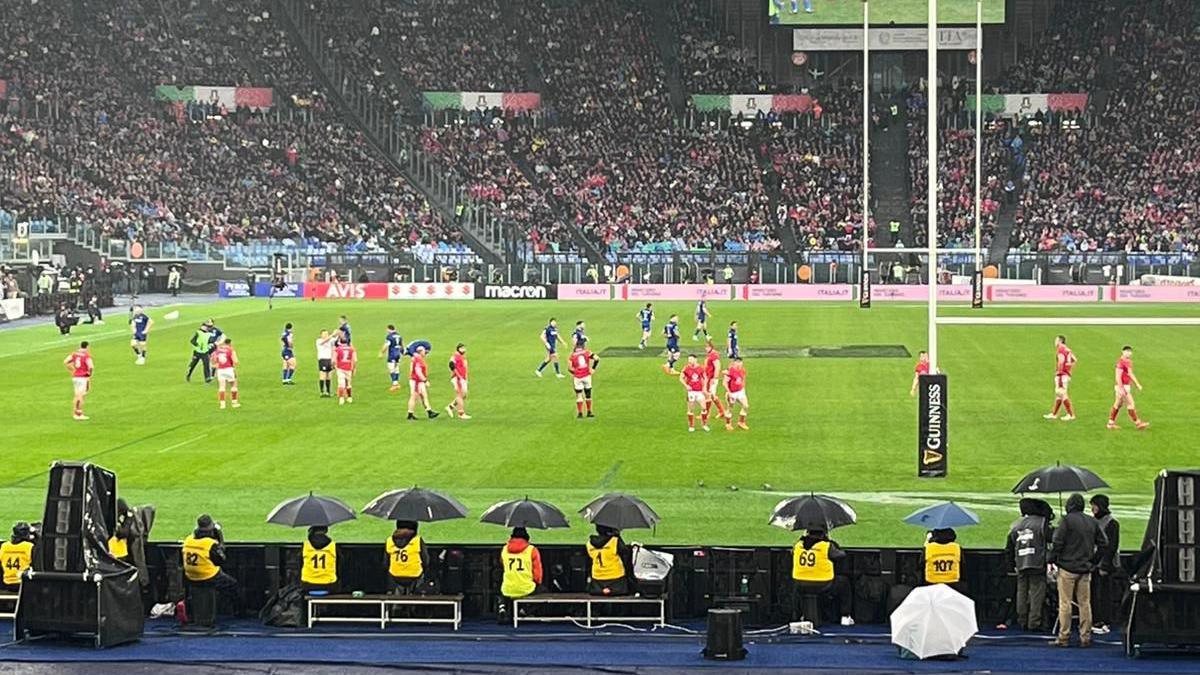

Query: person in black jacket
[1004,498,1054,631]
[1049,494,1108,647]
[1089,494,1120,635]
[586,525,634,596]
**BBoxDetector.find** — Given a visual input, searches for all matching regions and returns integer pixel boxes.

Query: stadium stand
[2,0,1195,264]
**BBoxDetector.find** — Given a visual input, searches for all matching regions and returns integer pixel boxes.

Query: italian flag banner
[691,94,817,114]
[966,93,1088,116]
[422,91,542,111]
[154,85,275,110]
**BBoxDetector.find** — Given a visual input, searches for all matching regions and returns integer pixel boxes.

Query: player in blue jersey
[535,318,564,378]
[338,315,352,345]
[637,303,654,349]
[379,324,405,392]
[280,322,296,385]
[662,314,682,374]
[693,300,712,341]
[573,320,588,349]
[129,305,153,365]
[727,321,740,359]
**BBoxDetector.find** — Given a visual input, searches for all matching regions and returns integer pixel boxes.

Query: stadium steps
[752,138,798,268]
[869,95,912,249]
[645,0,689,118]
[508,151,606,265]
[274,0,507,266]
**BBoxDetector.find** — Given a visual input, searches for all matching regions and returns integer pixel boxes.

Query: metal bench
[306,594,462,630]
[0,592,17,620]
[511,593,666,628]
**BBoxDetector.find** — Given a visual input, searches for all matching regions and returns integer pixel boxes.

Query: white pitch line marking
[157,433,210,454]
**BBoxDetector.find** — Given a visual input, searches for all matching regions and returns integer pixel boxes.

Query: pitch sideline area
[0,296,1196,547]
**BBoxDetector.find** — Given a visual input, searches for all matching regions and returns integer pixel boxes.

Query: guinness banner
[918,374,948,477]
[859,269,871,308]
[476,284,557,300]
[972,270,984,309]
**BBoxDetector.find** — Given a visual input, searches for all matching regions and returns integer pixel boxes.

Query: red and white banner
[1111,286,1200,303]
[621,284,735,301]
[986,285,1103,303]
[558,284,614,301]
[304,282,474,300]
[387,282,475,300]
[741,284,852,301]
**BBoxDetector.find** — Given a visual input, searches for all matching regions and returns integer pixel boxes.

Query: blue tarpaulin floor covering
[2,619,1198,673]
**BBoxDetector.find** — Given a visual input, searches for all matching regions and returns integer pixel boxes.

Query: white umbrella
[889,584,977,660]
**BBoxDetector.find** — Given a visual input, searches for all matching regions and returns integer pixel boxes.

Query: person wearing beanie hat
[499,527,544,620]
[0,522,35,591]
[301,525,339,593]
[181,514,239,619]
[1089,494,1120,635]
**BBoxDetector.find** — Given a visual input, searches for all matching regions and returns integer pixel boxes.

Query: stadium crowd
[1007,0,1198,255]
[2,0,1196,261]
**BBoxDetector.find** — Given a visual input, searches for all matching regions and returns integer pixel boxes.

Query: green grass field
[2,297,1196,550]
[773,0,1005,26]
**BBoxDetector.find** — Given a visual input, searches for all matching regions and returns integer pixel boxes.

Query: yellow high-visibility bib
[0,541,33,586]
[924,542,961,583]
[586,538,626,581]
[302,540,337,585]
[792,540,834,582]
[182,535,220,582]
[108,536,129,559]
[500,546,536,598]
[386,535,423,579]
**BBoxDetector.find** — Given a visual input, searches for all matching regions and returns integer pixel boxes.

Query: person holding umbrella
[501,527,543,604]
[918,528,962,591]
[301,526,339,593]
[387,520,428,595]
[481,497,569,621]
[791,528,854,626]
[1003,498,1054,632]
[1048,494,1109,647]
[266,492,357,594]
[587,525,633,596]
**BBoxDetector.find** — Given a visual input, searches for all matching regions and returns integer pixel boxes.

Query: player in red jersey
[445,343,471,420]
[1108,345,1148,430]
[680,354,709,432]
[63,341,93,420]
[213,337,240,410]
[1044,335,1077,421]
[334,339,357,406]
[909,350,930,397]
[569,345,599,418]
[703,342,730,427]
[407,345,439,420]
[724,357,750,430]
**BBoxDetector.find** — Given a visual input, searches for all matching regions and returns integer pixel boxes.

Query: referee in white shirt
[315,329,336,397]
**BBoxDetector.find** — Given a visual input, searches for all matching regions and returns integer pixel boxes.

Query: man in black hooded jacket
[1049,494,1108,647]
[1089,494,1120,635]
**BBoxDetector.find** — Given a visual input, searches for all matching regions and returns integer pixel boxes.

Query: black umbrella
[266,492,357,528]
[1012,462,1109,495]
[480,498,570,530]
[769,493,857,532]
[362,487,468,522]
[579,493,660,531]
